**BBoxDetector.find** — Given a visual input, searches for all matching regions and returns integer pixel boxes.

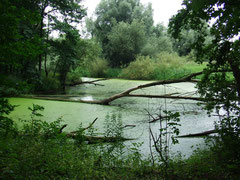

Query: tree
[35,0,86,72]
[50,22,80,93]
[108,20,146,66]
[169,0,240,167]
[0,0,86,94]
[141,23,173,57]
[0,0,42,77]
[90,0,154,66]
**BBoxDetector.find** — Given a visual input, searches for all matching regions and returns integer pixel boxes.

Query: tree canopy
[0,0,86,93]
[88,0,157,66]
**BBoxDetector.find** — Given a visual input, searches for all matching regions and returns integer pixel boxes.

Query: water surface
[9,78,217,158]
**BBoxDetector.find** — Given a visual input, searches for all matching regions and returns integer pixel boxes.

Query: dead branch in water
[70,118,98,134]
[59,118,134,143]
[23,71,205,105]
[145,109,168,123]
[177,129,217,138]
[67,78,108,86]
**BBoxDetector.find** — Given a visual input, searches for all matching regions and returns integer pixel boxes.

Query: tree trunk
[228,58,240,98]
[177,129,217,138]
[24,71,204,105]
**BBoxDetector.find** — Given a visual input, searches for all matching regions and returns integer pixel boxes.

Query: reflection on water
[9,78,218,158]
[69,96,94,101]
[81,96,94,101]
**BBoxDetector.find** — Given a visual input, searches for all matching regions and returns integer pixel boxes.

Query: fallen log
[123,125,136,128]
[67,78,108,86]
[177,129,217,138]
[70,118,98,134]
[22,71,205,105]
[59,118,134,144]
[68,134,135,144]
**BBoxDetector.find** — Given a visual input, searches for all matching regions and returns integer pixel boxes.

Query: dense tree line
[0,0,86,94]
[86,0,174,66]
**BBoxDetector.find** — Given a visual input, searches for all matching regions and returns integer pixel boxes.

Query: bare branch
[177,129,217,138]
[67,78,108,86]
[71,118,98,134]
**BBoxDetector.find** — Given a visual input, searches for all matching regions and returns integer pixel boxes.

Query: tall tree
[169,0,240,163]
[50,22,80,93]
[0,0,42,76]
[141,23,173,57]
[107,20,146,66]
[89,0,154,66]
[35,0,86,72]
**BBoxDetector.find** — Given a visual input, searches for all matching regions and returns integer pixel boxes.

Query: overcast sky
[82,0,184,26]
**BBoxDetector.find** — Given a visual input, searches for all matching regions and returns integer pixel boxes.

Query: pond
[8,78,218,158]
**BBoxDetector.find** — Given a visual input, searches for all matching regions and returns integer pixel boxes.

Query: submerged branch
[177,129,217,138]
[70,118,98,134]
[67,78,108,86]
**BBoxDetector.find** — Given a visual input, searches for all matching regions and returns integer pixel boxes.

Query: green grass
[183,62,207,73]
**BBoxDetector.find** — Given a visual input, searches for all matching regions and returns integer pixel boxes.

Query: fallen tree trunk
[67,78,108,86]
[22,71,205,105]
[177,129,217,138]
[128,94,203,101]
[60,118,134,144]
[68,134,135,144]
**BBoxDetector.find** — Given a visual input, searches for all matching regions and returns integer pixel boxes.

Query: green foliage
[153,52,189,80]
[169,147,240,179]
[88,58,109,78]
[119,56,155,80]
[0,0,87,94]
[108,20,146,66]
[0,0,42,75]
[0,75,34,97]
[104,113,123,138]
[169,1,240,178]
[120,53,190,80]
[50,25,80,93]
[36,74,60,94]
[91,0,156,66]
[0,99,17,136]
[104,68,122,78]
[141,23,173,57]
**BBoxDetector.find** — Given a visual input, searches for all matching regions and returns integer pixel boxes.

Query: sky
[82,0,184,26]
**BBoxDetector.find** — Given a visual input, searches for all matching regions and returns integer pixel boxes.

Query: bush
[0,75,34,97]
[119,56,155,80]
[87,58,109,78]
[119,53,190,80]
[34,74,60,94]
[152,52,189,80]
[104,68,122,78]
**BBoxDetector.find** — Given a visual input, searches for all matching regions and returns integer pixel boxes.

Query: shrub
[104,68,122,78]
[34,74,60,94]
[153,52,189,80]
[0,75,34,97]
[88,58,109,78]
[119,56,155,80]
